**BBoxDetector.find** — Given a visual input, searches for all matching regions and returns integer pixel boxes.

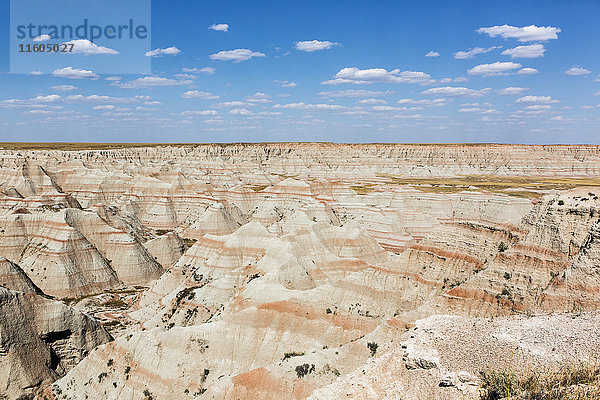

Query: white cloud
[425,51,440,57]
[65,39,119,55]
[33,34,51,42]
[209,48,265,62]
[319,89,391,98]
[272,102,347,110]
[50,85,77,91]
[477,25,561,42]
[516,95,559,103]
[468,62,522,76]
[564,67,591,76]
[212,101,249,108]
[245,93,272,103]
[517,67,539,75]
[182,67,215,74]
[145,47,181,57]
[357,98,387,105]
[93,105,115,110]
[31,95,62,103]
[181,90,219,99]
[498,87,528,95]
[53,67,99,79]
[209,24,229,32]
[274,80,297,87]
[322,67,433,85]
[29,71,43,75]
[454,46,501,59]
[421,87,491,97]
[595,91,600,96]
[229,108,253,115]
[115,76,193,89]
[525,105,551,110]
[295,40,339,52]
[181,110,218,116]
[65,94,150,103]
[174,74,197,80]
[397,98,450,106]
[105,76,121,81]
[501,44,545,58]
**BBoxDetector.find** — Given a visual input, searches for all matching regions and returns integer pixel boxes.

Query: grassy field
[378,175,600,199]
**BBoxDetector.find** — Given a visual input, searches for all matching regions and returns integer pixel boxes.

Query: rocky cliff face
[0,144,599,399]
[0,287,111,399]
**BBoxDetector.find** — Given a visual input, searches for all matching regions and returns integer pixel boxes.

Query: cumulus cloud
[145,47,181,57]
[397,98,450,106]
[295,40,339,52]
[50,85,77,91]
[209,23,229,32]
[516,95,559,103]
[182,67,215,74]
[65,39,119,55]
[453,46,501,59]
[425,51,440,57]
[274,80,297,87]
[33,34,51,42]
[245,93,272,103]
[319,89,392,98]
[105,76,121,81]
[477,25,561,42]
[209,48,265,62]
[421,87,491,97]
[357,98,387,105]
[29,71,43,75]
[65,94,150,103]
[181,91,219,99]
[498,87,528,95]
[53,67,99,79]
[525,105,551,110]
[272,102,347,110]
[322,67,433,85]
[501,44,545,58]
[180,110,218,116]
[468,62,522,76]
[93,105,115,110]
[516,67,539,75]
[564,67,591,76]
[229,108,253,115]
[115,76,192,89]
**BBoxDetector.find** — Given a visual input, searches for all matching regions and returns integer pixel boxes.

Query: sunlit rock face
[0,144,599,399]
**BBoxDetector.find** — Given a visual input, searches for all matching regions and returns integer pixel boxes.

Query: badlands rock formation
[0,143,599,399]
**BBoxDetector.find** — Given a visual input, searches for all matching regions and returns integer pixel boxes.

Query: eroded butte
[0,143,599,399]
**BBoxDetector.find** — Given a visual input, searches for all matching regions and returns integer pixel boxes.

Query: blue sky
[0,0,599,143]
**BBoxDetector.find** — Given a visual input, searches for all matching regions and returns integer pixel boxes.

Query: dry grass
[377,174,600,199]
[350,185,376,195]
[479,361,600,400]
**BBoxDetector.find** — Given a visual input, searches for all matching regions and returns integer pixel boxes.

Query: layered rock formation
[0,144,598,399]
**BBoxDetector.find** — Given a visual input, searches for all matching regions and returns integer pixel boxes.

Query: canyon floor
[1,143,600,400]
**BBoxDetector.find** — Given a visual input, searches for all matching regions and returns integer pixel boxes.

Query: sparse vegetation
[350,185,375,195]
[182,238,197,247]
[367,342,378,357]
[295,363,315,378]
[283,351,305,361]
[498,242,509,253]
[101,298,127,308]
[155,229,173,236]
[558,200,565,205]
[504,272,512,280]
[376,174,600,199]
[479,362,600,400]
